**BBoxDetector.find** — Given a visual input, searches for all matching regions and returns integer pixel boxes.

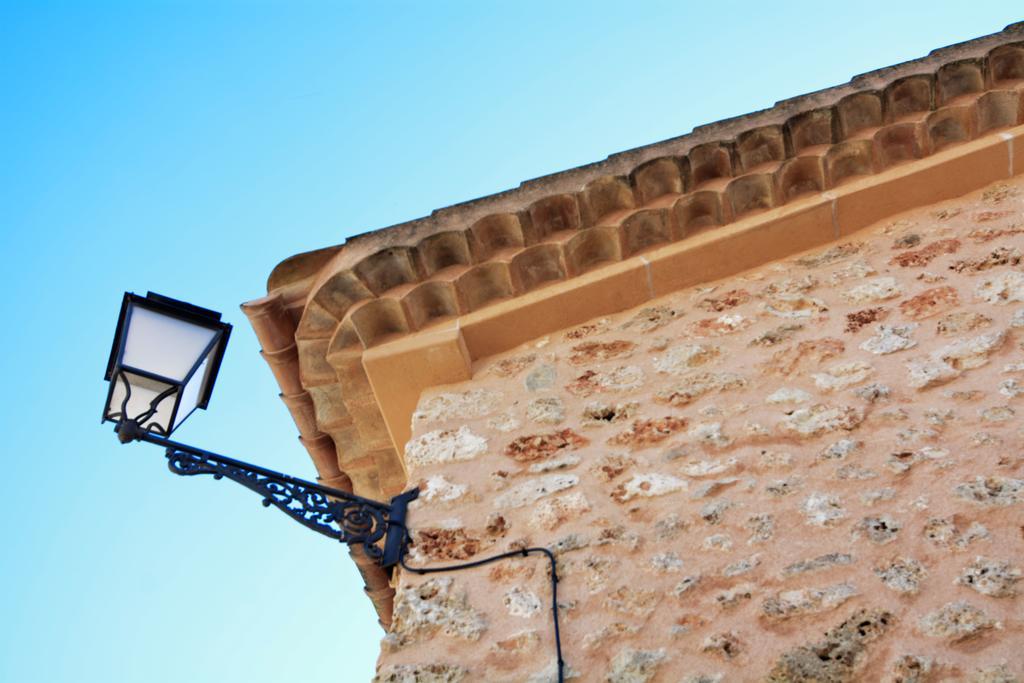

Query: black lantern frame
[103,292,232,438]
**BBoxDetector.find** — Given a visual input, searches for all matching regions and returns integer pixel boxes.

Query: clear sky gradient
[1,2,1020,681]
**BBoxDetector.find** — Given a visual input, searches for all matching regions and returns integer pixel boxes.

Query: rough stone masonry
[376,177,1024,682]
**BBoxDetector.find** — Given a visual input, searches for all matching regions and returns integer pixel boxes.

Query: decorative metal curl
[107,370,175,436]
[114,425,417,566]
[165,448,392,560]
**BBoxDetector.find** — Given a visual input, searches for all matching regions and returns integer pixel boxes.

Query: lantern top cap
[104,292,231,382]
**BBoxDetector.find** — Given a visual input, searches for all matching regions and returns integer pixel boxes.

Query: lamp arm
[125,426,418,566]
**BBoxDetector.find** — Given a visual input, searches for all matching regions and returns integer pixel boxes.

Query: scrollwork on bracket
[165,448,390,560]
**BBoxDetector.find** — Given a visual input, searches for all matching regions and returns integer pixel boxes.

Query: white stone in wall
[653,344,719,374]
[680,675,723,683]
[812,361,874,392]
[650,552,684,573]
[493,474,579,509]
[526,397,566,425]
[819,439,861,461]
[859,324,918,355]
[690,422,732,448]
[981,405,1015,422]
[681,458,737,477]
[713,313,747,331]
[413,388,502,426]
[975,271,1024,304]
[530,491,590,530]
[611,473,687,502]
[761,583,857,619]
[606,648,666,683]
[1001,380,1024,398]
[874,557,927,594]
[527,662,581,683]
[420,475,468,503]
[487,412,521,433]
[919,601,1000,640]
[779,405,863,437]
[762,295,828,319]
[503,587,542,618]
[954,476,1024,506]
[405,427,488,467]
[906,331,1006,388]
[765,387,811,404]
[842,277,901,303]
[722,554,760,577]
[956,557,1022,597]
[702,534,733,552]
[372,663,469,683]
[828,259,875,284]
[390,577,487,644]
[802,493,846,526]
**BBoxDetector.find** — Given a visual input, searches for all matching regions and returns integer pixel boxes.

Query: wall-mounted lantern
[101,291,417,566]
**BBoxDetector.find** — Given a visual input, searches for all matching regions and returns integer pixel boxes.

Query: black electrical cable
[396,531,565,683]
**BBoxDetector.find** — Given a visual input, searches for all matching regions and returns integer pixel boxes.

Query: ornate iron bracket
[119,421,417,566]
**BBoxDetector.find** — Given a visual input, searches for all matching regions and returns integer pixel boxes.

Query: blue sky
[1,2,1020,681]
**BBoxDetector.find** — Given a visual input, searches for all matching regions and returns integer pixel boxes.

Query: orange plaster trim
[459,258,652,359]
[362,324,474,462]
[835,130,1013,235]
[645,196,835,297]
[356,125,1024,465]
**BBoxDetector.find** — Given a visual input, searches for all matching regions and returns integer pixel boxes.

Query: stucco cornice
[241,22,1024,629]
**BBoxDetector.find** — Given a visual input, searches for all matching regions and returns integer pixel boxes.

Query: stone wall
[374,177,1024,682]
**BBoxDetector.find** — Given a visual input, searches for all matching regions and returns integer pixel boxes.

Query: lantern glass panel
[105,370,177,435]
[123,305,219,382]
[174,349,215,429]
